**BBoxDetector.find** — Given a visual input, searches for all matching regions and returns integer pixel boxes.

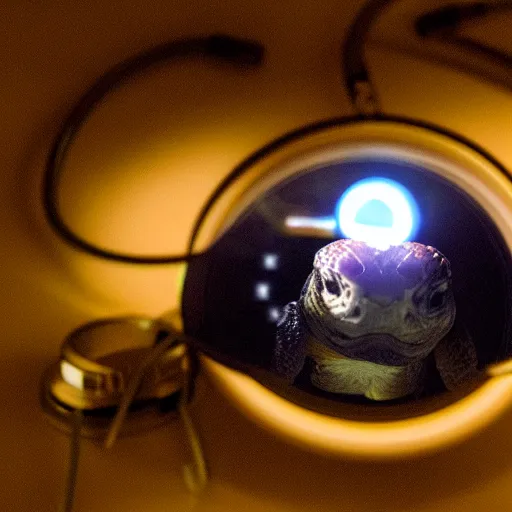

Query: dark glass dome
[182,156,512,413]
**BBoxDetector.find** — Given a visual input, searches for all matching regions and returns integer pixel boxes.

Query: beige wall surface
[0,1,511,510]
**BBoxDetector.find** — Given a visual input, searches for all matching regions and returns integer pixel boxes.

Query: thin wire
[415,1,512,36]
[368,37,512,92]
[104,330,181,448]
[43,35,265,265]
[59,410,82,512]
[342,1,512,117]
[179,403,208,494]
[102,329,208,492]
[415,2,512,73]
[448,35,511,69]
[178,350,208,493]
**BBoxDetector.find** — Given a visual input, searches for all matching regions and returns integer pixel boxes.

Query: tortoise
[271,239,479,401]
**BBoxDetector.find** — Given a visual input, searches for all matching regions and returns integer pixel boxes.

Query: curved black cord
[44,4,511,264]
[342,0,396,116]
[415,2,512,70]
[43,34,265,264]
[343,0,512,116]
[182,111,512,268]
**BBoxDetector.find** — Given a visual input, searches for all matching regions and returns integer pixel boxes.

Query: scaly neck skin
[305,336,425,400]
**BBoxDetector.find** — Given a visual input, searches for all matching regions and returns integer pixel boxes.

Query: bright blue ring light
[336,177,420,249]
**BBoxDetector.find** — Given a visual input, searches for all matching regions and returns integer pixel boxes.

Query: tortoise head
[300,239,456,364]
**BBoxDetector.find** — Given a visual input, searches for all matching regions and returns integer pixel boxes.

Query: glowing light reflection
[337,178,419,250]
[255,282,271,301]
[284,216,337,231]
[60,360,84,390]
[267,306,282,323]
[262,253,279,270]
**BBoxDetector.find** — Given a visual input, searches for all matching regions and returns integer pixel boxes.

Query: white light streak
[284,216,337,231]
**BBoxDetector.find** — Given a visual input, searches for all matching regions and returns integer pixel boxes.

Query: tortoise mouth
[325,332,439,366]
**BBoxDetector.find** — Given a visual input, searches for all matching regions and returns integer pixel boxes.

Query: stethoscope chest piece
[40,317,188,439]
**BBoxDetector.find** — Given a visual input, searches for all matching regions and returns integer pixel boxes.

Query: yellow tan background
[1,0,511,510]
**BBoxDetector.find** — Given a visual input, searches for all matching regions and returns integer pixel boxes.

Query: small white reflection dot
[262,253,279,270]
[255,282,271,301]
[267,306,282,323]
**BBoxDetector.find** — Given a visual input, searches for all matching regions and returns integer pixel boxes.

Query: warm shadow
[193,371,512,511]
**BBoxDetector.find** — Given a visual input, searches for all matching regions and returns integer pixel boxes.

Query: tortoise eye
[324,279,340,295]
[428,289,447,311]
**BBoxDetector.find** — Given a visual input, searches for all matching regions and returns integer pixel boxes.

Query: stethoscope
[39,1,511,510]
[43,0,512,265]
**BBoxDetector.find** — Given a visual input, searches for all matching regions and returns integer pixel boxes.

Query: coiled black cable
[43,4,511,264]
[43,35,265,264]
